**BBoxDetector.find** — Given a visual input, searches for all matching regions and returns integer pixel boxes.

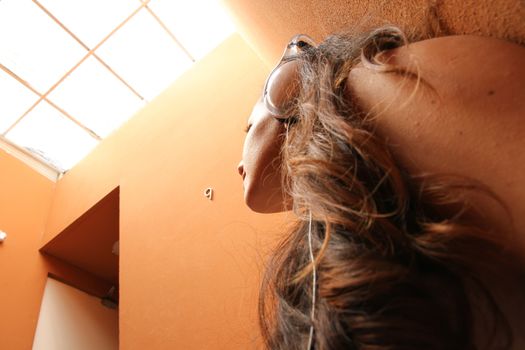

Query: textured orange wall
[43,34,286,349]
[0,150,116,349]
[0,150,55,349]
[223,0,525,65]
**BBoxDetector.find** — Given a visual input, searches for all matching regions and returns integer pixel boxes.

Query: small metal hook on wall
[204,187,213,201]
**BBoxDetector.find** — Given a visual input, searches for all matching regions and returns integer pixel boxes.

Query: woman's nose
[237,161,244,176]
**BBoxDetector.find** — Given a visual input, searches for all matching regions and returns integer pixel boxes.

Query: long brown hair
[258,26,516,350]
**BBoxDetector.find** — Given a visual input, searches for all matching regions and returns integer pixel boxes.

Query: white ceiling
[0,0,234,173]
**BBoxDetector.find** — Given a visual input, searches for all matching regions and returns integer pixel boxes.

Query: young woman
[237,27,525,350]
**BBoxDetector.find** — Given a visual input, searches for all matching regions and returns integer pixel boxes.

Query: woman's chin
[244,188,289,214]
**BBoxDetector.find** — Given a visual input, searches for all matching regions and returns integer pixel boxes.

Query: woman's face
[238,36,312,214]
[237,100,291,213]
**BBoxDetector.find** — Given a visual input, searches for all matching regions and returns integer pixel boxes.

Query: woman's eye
[244,124,252,133]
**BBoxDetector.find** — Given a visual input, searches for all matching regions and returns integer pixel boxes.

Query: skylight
[95,8,193,101]
[47,56,145,138]
[147,0,236,60]
[6,100,99,171]
[0,0,235,176]
[0,68,39,133]
[0,0,88,93]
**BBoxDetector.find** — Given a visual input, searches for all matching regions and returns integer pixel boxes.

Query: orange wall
[0,149,116,349]
[42,34,287,349]
[0,149,55,349]
[223,0,525,66]
[33,278,118,350]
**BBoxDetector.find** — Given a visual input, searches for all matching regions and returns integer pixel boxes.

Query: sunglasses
[262,34,317,121]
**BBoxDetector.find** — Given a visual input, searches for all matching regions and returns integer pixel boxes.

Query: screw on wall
[0,230,7,243]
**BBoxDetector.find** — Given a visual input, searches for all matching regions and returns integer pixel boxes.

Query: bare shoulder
[385,35,525,84]
[394,35,523,106]
[347,35,525,123]
[345,35,525,169]
[346,35,525,249]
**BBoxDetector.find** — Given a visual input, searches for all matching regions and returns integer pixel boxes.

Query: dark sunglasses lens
[296,40,309,48]
[265,60,300,118]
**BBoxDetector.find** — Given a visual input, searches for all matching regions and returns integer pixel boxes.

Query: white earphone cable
[306,210,316,350]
